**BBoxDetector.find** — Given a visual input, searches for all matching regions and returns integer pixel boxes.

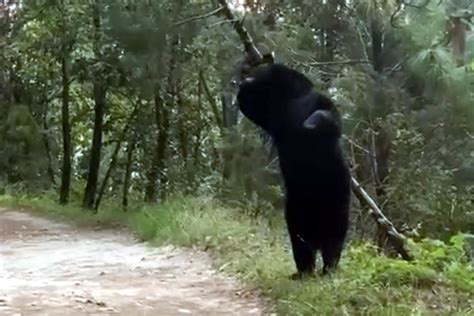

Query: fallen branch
[218,0,413,261]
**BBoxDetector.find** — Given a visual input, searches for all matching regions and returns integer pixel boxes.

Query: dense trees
[0,0,472,242]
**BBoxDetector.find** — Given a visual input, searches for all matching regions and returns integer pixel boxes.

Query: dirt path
[0,208,263,315]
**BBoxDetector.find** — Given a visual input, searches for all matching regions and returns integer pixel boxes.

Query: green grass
[1,193,473,315]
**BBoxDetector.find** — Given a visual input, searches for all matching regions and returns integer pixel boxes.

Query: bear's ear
[240,51,273,80]
[262,52,275,64]
[244,51,275,67]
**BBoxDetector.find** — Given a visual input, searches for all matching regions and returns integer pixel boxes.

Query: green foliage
[219,123,283,216]
[0,105,50,191]
[1,1,474,312]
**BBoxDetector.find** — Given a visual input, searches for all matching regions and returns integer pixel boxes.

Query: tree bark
[176,84,188,162]
[143,37,177,203]
[82,84,106,209]
[369,17,393,247]
[448,15,469,66]
[370,18,384,73]
[144,87,170,203]
[59,53,71,205]
[82,2,106,210]
[122,136,136,210]
[94,100,141,210]
[43,110,56,186]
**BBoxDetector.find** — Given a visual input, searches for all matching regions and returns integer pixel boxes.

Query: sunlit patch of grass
[128,196,473,315]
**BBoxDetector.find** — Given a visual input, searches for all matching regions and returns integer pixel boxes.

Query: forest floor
[0,208,263,315]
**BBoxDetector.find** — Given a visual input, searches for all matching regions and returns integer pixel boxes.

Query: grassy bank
[1,194,473,315]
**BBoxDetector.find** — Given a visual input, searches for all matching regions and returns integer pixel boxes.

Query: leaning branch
[217,0,413,261]
[351,177,413,261]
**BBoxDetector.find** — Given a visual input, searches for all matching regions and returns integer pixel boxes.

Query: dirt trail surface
[0,208,263,315]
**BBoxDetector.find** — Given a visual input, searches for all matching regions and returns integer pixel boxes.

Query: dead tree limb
[217,0,413,261]
[351,178,413,260]
[174,7,224,27]
[215,0,262,61]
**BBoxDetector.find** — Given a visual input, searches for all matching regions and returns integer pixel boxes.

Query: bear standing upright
[237,55,351,278]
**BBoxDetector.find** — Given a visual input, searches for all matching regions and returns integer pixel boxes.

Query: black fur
[237,62,351,277]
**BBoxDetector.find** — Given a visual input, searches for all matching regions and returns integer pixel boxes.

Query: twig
[342,135,373,156]
[391,0,432,28]
[174,7,224,27]
[309,59,372,66]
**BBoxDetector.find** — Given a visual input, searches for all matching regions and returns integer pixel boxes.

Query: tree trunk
[59,54,71,204]
[369,17,390,204]
[43,112,56,186]
[122,137,136,210]
[94,100,140,210]
[448,16,468,66]
[144,88,170,203]
[82,1,106,210]
[370,18,383,73]
[144,38,177,203]
[176,84,188,162]
[370,17,394,249]
[82,83,106,209]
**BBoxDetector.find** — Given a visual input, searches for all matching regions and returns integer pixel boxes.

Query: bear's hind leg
[321,238,344,275]
[288,225,316,279]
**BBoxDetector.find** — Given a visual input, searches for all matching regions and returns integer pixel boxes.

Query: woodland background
[0,0,473,314]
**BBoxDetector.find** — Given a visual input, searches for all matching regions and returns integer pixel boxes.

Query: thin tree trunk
[59,54,71,204]
[369,17,394,249]
[371,18,383,73]
[448,15,468,66]
[122,137,136,210]
[83,2,106,210]
[176,84,188,161]
[83,84,106,209]
[94,100,141,210]
[144,88,170,203]
[144,38,177,203]
[200,70,223,134]
[42,115,56,186]
[370,19,388,201]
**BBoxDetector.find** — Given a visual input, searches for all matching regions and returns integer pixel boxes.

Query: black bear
[237,54,351,278]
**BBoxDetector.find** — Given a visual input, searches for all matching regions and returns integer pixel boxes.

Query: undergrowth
[1,194,473,315]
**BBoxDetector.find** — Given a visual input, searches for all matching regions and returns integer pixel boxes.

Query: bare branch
[342,135,373,156]
[215,0,262,61]
[309,59,372,66]
[391,0,432,28]
[174,7,224,27]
